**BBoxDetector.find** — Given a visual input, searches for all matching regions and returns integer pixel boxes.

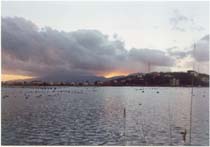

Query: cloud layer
[193,35,209,62]
[2,17,176,79]
[170,10,205,32]
[2,17,208,80]
[167,35,209,62]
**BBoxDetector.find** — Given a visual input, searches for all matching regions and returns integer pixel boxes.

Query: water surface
[2,87,209,145]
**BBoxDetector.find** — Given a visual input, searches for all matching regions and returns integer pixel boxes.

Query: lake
[1,87,209,145]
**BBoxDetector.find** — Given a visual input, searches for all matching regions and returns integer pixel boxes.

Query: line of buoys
[136,88,161,94]
[24,94,30,99]
[36,94,42,98]
[3,95,9,99]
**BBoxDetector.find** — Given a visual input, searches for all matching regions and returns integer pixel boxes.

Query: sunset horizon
[1,1,209,146]
[2,1,209,82]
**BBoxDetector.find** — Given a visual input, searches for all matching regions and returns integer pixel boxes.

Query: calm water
[1,87,209,145]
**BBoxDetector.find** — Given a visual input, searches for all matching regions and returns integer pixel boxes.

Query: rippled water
[1,87,209,145]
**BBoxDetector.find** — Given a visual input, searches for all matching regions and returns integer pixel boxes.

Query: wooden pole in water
[123,108,126,145]
[139,105,147,144]
[189,81,193,145]
[168,97,172,145]
[124,108,126,118]
[141,115,147,144]
[189,43,195,145]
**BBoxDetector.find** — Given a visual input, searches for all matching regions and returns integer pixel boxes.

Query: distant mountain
[37,72,106,83]
[3,71,209,87]
[4,72,106,83]
[107,75,126,80]
[106,72,142,81]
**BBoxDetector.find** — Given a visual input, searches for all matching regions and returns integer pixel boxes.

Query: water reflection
[2,87,209,145]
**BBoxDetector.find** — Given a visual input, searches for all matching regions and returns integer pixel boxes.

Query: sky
[1,1,209,81]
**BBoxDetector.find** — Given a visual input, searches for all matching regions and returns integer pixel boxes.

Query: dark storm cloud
[2,17,175,78]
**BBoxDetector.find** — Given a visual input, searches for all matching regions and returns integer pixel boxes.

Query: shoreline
[2,85,209,88]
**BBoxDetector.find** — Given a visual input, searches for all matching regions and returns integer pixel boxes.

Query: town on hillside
[2,70,209,87]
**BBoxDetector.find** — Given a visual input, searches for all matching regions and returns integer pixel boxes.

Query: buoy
[3,95,9,99]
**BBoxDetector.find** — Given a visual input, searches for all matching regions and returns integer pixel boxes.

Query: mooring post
[124,108,126,118]
[123,107,126,145]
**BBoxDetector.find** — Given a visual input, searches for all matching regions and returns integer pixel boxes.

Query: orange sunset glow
[102,71,129,78]
[2,74,35,82]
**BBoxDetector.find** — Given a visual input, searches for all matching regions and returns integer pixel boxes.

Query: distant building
[88,83,94,86]
[70,82,76,86]
[30,80,43,85]
[49,82,54,86]
[170,78,179,86]
[97,81,103,85]
[164,74,172,78]
[151,72,160,77]
[94,81,103,85]
[120,79,126,83]
[137,74,143,78]
[187,70,198,77]
[127,78,132,81]
[201,77,209,83]
[83,82,89,86]
[113,80,118,84]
